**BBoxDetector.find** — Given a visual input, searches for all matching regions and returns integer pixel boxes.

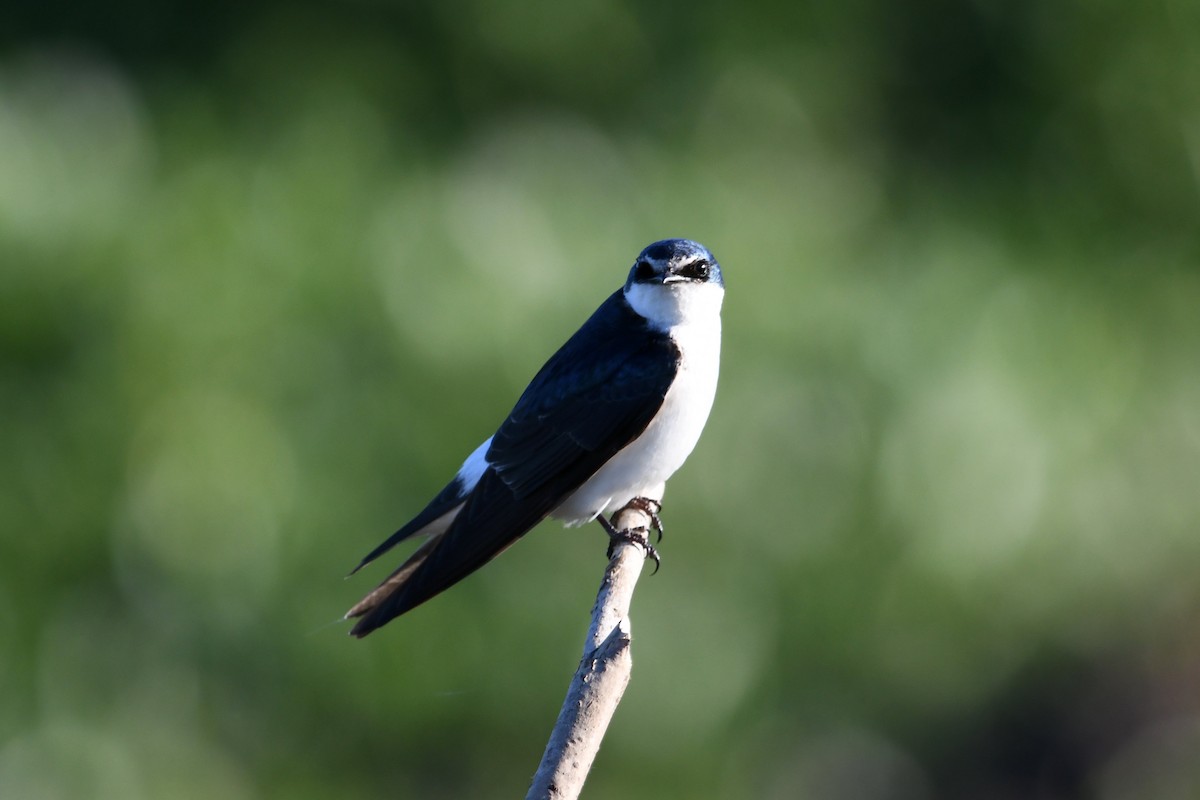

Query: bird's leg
[596,514,661,574]
[626,496,664,542]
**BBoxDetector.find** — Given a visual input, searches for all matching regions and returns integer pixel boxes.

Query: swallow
[346,238,724,636]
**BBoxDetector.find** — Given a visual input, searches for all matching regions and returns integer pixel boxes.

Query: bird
[345,238,724,637]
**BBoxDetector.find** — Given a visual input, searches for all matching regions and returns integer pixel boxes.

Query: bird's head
[623,239,724,328]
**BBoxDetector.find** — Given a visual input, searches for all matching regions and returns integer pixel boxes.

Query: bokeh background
[3,1,1200,798]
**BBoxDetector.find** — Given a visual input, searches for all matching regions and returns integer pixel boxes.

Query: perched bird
[346,238,724,637]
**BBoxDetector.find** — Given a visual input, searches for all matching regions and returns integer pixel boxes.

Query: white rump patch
[456,436,493,493]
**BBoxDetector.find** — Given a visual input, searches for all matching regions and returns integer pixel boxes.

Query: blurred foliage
[2,1,1200,798]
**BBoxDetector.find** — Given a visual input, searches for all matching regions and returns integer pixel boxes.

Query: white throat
[623,281,725,330]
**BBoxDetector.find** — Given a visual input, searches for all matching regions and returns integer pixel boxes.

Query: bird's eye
[634,260,656,281]
[682,260,710,281]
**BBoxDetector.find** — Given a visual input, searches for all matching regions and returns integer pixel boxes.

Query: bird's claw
[604,525,661,573]
[627,496,664,542]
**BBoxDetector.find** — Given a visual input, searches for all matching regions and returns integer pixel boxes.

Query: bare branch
[526,503,654,800]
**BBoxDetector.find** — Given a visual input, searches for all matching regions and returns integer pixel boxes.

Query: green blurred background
[3,1,1200,798]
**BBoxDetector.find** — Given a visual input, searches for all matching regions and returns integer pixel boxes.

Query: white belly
[551,320,720,525]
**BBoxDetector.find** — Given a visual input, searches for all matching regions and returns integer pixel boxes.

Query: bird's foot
[597,515,661,573]
[626,496,664,542]
[607,527,661,574]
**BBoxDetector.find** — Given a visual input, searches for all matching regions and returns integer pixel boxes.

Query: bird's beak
[661,273,687,285]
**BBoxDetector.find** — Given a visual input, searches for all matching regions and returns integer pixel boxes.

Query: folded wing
[346,291,679,636]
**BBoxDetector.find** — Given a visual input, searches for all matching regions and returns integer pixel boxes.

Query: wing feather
[347,291,679,634]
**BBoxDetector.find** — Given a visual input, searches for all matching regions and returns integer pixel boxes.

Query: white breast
[552,307,722,525]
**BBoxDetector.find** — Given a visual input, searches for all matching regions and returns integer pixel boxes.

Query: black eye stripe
[634,259,656,280]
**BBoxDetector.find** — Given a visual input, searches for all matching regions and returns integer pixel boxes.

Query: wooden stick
[526,503,654,800]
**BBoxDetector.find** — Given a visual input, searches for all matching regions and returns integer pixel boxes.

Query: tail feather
[346,533,444,634]
[346,469,554,636]
[348,488,466,576]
